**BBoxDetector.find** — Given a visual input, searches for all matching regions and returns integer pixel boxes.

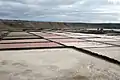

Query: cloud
[0,0,120,23]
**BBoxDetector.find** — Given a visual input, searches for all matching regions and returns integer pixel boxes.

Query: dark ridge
[1,44,120,66]
[0,46,65,51]
[69,46,120,66]
[27,32,120,66]
[0,41,50,44]
[2,37,42,40]
[27,32,67,47]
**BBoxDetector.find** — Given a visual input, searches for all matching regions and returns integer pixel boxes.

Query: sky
[0,0,120,23]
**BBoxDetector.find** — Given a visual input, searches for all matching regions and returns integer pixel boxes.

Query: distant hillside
[0,19,120,32]
[67,23,120,29]
[0,19,68,31]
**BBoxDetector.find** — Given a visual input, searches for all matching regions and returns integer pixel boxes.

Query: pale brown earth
[0,48,120,80]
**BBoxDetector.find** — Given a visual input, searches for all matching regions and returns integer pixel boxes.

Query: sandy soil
[0,48,120,80]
